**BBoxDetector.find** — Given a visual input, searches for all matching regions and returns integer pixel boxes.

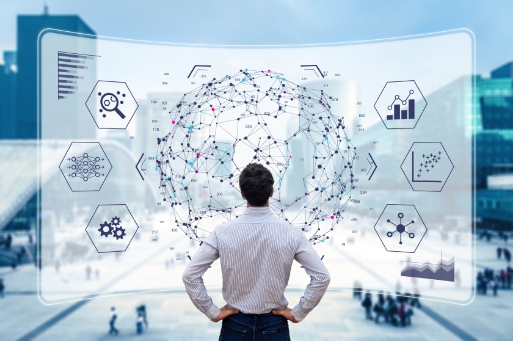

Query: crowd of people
[108,305,149,336]
[355,283,419,327]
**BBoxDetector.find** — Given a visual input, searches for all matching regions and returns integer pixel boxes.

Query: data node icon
[374,204,427,253]
[400,142,454,192]
[374,80,427,129]
[86,80,138,129]
[85,204,139,253]
[59,142,112,192]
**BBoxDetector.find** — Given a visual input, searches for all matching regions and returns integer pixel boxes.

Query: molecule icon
[386,212,415,244]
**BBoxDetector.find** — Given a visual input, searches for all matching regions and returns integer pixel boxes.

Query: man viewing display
[183,163,331,340]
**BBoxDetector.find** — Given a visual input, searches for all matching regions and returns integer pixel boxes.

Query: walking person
[0,278,5,298]
[109,307,119,335]
[497,247,503,259]
[362,292,373,320]
[182,164,330,340]
[504,248,511,263]
[374,292,385,323]
[136,313,144,335]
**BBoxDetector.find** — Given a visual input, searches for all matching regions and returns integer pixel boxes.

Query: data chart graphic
[401,254,455,282]
[156,69,357,245]
[58,142,112,192]
[374,204,427,253]
[85,80,139,129]
[374,80,427,129]
[57,51,99,100]
[85,204,139,253]
[400,142,454,192]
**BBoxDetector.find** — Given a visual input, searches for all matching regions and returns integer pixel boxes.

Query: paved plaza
[1,238,513,340]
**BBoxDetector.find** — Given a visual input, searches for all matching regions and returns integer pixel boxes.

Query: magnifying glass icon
[100,93,126,119]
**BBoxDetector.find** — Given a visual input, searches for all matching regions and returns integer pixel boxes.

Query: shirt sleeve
[182,231,221,321]
[291,233,331,322]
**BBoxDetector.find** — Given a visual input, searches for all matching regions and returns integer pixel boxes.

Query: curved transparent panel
[38,29,475,304]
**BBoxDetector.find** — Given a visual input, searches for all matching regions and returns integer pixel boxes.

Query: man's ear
[270,188,274,197]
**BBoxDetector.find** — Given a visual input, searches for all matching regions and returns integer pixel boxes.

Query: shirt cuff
[290,306,307,322]
[205,303,221,321]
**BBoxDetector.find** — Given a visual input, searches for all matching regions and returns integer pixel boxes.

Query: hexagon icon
[374,80,427,129]
[374,204,427,253]
[400,142,454,192]
[59,142,112,192]
[86,80,138,129]
[86,204,139,253]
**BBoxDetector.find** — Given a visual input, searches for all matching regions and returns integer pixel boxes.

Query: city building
[16,13,95,139]
[0,51,17,139]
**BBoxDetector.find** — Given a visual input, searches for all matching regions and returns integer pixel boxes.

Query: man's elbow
[321,271,331,289]
[182,269,194,285]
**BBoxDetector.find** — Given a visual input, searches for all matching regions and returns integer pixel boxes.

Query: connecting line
[387,89,414,109]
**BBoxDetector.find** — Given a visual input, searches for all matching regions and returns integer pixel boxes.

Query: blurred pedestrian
[411,287,421,308]
[374,292,385,323]
[109,307,119,335]
[6,234,12,249]
[0,278,5,298]
[86,264,91,280]
[55,260,60,274]
[353,280,362,300]
[497,247,503,259]
[95,269,100,280]
[362,292,373,320]
[136,304,148,329]
[504,249,511,263]
[136,313,144,334]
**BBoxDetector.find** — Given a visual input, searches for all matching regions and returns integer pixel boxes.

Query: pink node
[230,182,233,185]
[211,108,215,112]
[267,70,271,73]
[172,120,176,124]
[318,100,322,103]
[195,170,198,173]
[289,156,292,158]
[330,215,334,219]
[168,132,171,135]
[196,153,201,157]
[342,125,346,129]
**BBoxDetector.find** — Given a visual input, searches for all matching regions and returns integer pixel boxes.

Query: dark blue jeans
[219,312,290,341]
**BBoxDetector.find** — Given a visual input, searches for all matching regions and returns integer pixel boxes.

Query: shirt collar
[244,206,272,216]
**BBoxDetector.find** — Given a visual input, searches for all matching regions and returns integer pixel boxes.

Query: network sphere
[156,69,356,245]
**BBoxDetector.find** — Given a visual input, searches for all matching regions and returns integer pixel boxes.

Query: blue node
[188,162,194,166]
[242,78,246,82]
[324,136,328,140]
[155,167,158,171]
[189,126,193,131]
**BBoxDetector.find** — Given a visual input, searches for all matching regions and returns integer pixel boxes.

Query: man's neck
[246,202,270,208]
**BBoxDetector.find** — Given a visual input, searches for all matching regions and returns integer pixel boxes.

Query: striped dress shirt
[182,206,331,322]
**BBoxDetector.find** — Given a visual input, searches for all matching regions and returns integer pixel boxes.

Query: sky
[0,0,512,76]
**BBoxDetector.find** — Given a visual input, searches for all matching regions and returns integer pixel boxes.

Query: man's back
[183,206,330,321]
[215,207,305,313]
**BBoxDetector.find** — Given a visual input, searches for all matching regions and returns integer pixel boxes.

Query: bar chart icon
[58,51,100,100]
[374,80,427,129]
[386,90,416,120]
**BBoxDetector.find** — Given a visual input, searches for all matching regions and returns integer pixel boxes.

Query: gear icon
[113,226,126,240]
[111,216,121,226]
[98,221,113,237]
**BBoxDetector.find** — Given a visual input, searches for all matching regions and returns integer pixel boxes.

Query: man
[109,306,119,335]
[183,163,330,340]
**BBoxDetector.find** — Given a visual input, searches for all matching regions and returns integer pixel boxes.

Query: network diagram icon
[85,204,139,253]
[374,80,427,129]
[85,80,138,129]
[400,142,454,192]
[155,69,357,246]
[386,212,415,244]
[374,204,427,253]
[59,142,112,192]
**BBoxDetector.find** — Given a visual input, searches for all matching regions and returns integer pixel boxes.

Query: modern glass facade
[475,65,513,231]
